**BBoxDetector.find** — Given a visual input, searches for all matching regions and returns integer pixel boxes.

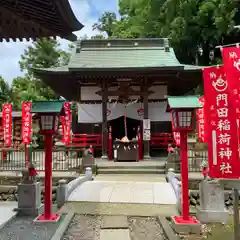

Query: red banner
[2,104,13,147]
[196,96,206,142]
[22,102,32,144]
[222,46,240,159]
[172,120,180,146]
[63,102,71,144]
[222,46,240,119]
[203,65,239,179]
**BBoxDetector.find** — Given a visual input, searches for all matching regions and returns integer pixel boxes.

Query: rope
[124,105,127,137]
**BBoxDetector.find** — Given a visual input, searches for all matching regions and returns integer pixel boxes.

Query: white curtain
[77,102,171,123]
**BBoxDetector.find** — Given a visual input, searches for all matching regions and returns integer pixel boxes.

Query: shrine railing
[0,148,81,172]
[151,133,175,148]
[67,134,102,148]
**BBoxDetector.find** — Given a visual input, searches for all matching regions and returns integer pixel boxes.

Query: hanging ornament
[106,109,111,116]
[124,104,128,138]
[137,108,144,117]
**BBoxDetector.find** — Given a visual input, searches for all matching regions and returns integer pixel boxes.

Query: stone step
[97,168,165,174]
[98,164,165,170]
[60,202,178,217]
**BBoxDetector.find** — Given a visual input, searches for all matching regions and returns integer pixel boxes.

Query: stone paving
[62,215,102,240]
[68,181,177,205]
[0,205,63,240]
[62,215,166,240]
[0,202,17,228]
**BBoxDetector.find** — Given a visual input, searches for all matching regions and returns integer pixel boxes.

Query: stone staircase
[97,162,166,175]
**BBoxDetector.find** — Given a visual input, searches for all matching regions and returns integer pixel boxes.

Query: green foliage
[95,0,240,67]
[0,76,13,108]
[18,38,72,101]
[0,38,72,111]
[93,0,240,94]
[92,12,117,37]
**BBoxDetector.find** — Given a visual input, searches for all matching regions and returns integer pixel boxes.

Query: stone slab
[99,229,131,240]
[68,181,177,205]
[171,220,201,235]
[101,216,128,229]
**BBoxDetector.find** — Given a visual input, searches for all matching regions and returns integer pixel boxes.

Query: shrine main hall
[33,38,202,160]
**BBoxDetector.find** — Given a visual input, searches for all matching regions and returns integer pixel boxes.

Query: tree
[19,38,72,100]
[100,0,240,66]
[92,12,117,37]
[0,76,13,108]
[11,76,48,110]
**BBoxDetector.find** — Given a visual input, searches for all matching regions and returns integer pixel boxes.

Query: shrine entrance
[109,116,141,141]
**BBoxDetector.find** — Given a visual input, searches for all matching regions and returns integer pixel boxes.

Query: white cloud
[0,0,118,84]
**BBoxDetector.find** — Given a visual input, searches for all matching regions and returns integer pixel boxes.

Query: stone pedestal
[15,182,42,216]
[196,181,228,223]
[166,153,180,172]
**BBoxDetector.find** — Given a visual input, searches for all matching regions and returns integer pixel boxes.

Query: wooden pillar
[143,79,151,160]
[101,80,108,159]
[73,84,81,133]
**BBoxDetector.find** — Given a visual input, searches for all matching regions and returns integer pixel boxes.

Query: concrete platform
[0,202,17,228]
[68,181,177,205]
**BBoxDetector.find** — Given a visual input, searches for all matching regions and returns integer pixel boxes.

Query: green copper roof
[31,101,65,114]
[34,38,203,72]
[167,96,202,110]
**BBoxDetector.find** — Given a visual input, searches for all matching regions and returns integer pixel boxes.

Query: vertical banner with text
[222,46,240,158]
[2,104,13,147]
[196,96,206,142]
[60,116,65,143]
[203,66,239,178]
[171,120,180,146]
[21,102,32,144]
[63,102,72,145]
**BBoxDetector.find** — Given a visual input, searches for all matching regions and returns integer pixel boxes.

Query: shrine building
[33,38,203,160]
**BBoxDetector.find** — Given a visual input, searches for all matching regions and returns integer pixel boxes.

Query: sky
[0,0,118,84]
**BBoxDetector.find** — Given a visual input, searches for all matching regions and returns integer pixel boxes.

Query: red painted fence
[68,132,174,149]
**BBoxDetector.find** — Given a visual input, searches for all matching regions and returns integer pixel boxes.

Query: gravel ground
[128,217,166,240]
[0,205,63,240]
[62,215,166,240]
[62,215,102,240]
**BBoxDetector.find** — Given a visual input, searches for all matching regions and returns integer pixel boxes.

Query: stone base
[16,182,41,216]
[14,204,43,216]
[196,207,229,223]
[171,216,201,235]
[33,213,61,223]
[143,155,151,161]
[101,155,109,160]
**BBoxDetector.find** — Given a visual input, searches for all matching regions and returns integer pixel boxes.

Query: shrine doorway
[109,116,141,141]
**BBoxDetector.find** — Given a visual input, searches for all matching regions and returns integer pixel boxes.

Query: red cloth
[29,167,38,177]
[168,146,174,153]
[90,147,94,156]
[202,167,208,177]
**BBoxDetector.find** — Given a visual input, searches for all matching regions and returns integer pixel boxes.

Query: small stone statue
[21,168,30,183]
[21,164,39,183]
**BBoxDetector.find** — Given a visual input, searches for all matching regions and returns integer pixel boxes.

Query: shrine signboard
[143,119,151,141]
[203,66,240,179]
